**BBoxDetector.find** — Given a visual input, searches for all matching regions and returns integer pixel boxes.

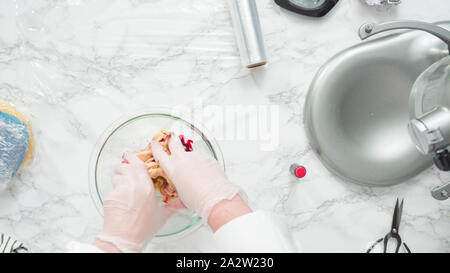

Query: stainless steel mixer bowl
[304,22,450,186]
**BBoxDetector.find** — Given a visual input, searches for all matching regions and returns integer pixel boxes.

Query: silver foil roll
[227,0,267,68]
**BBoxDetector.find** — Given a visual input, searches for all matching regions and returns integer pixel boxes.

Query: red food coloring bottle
[290,164,307,178]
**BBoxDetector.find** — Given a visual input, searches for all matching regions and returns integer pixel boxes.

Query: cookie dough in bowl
[89,110,225,241]
[135,129,195,204]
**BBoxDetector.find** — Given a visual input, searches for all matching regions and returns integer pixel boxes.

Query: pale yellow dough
[136,130,178,203]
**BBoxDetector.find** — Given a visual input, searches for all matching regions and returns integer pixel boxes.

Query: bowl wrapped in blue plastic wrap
[0,110,30,185]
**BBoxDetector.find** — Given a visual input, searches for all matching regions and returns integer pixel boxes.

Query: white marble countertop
[0,0,449,253]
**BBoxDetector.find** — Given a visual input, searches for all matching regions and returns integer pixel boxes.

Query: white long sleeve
[66,241,104,253]
[67,211,298,253]
[213,211,299,253]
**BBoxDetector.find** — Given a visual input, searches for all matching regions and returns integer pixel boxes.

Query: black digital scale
[274,0,339,17]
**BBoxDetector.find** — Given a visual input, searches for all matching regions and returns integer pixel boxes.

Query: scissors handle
[383,233,402,253]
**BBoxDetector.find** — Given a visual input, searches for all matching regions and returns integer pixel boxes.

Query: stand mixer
[408,55,450,200]
[359,21,450,200]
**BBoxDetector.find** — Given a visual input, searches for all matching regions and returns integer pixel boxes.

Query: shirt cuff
[213,211,298,253]
[66,241,104,253]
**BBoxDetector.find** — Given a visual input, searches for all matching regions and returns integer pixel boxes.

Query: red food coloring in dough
[179,135,194,152]
[121,154,129,164]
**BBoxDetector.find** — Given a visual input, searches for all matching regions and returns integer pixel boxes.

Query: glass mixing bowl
[88,109,225,240]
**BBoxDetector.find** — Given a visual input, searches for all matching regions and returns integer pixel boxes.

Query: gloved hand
[150,133,239,223]
[96,152,171,253]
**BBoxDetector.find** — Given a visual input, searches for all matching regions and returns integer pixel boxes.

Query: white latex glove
[150,133,239,223]
[97,152,171,253]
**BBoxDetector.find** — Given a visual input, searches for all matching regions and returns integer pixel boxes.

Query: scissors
[367,198,411,253]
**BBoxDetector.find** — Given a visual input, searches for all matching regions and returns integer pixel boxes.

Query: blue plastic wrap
[0,111,30,184]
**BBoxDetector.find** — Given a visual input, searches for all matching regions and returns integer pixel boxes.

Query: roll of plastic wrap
[0,103,34,185]
[227,0,267,68]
